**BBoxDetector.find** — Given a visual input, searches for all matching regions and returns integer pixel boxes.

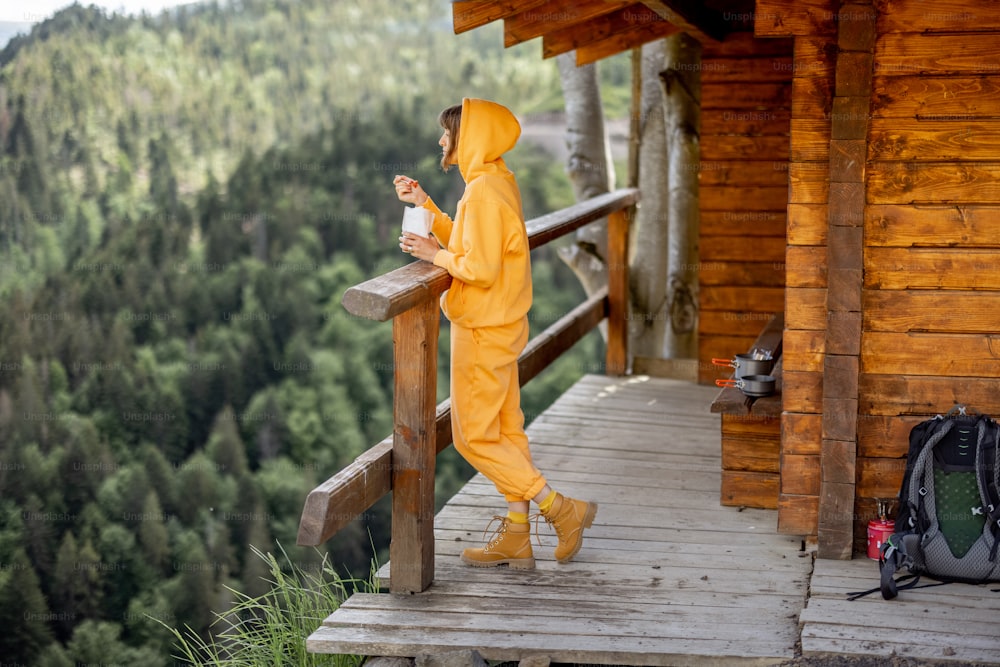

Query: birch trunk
[661,33,701,359]
[555,52,615,300]
[627,40,670,360]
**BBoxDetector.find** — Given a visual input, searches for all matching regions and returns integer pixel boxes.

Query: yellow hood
[456,98,521,183]
[425,98,532,328]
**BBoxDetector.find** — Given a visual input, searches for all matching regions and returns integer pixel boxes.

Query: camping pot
[867,519,894,560]
[714,374,776,397]
[712,353,774,379]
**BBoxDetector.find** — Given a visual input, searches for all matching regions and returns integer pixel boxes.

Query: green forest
[0,0,629,663]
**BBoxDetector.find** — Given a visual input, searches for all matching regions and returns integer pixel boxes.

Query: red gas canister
[867,519,895,560]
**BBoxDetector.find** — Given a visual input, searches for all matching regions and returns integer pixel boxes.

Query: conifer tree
[169,531,215,637]
[138,490,170,573]
[240,499,274,599]
[139,443,177,517]
[147,133,179,217]
[0,548,55,662]
[206,405,249,477]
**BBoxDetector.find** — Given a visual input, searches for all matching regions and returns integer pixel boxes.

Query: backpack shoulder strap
[879,536,915,600]
[904,418,954,533]
[975,416,1000,561]
[846,536,921,601]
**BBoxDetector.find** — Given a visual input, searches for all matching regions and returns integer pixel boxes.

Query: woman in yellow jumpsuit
[395,98,597,569]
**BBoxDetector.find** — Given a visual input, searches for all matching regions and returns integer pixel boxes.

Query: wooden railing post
[389,298,439,593]
[606,206,630,375]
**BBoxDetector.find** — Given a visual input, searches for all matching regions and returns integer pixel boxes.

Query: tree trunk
[555,52,615,300]
[627,40,670,360]
[661,33,701,359]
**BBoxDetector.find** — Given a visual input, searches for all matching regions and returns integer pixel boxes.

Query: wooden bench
[710,314,783,509]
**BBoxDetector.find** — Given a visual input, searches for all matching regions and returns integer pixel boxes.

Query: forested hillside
[0,0,620,663]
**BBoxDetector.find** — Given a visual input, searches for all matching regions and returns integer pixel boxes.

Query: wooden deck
[307,374,1000,665]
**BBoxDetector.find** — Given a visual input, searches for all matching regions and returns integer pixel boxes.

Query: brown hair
[438,104,462,172]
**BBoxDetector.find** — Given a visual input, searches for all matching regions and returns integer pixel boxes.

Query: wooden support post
[606,207,630,375]
[817,0,875,560]
[389,298,439,593]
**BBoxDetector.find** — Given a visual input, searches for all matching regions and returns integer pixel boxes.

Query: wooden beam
[606,208,630,375]
[860,374,1000,417]
[541,4,669,59]
[451,0,547,34]
[754,0,837,37]
[817,479,855,559]
[504,0,632,48]
[877,0,1000,33]
[628,46,641,189]
[576,20,681,66]
[296,437,393,547]
[388,299,439,593]
[639,0,728,43]
[519,287,607,382]
[868,162,1000,204]
[341,261,453,325]
[866,204,1000,248]
[817,0,874,561]
[525,188,640,249]
[778,493,819,535]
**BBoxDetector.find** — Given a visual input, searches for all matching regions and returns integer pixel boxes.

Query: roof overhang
[452,0,755,65]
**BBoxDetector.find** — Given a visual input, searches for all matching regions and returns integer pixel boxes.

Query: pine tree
[240,498,274,599]
[73,538,105,620]
[139,443,177,517]
[137,490,169,573]
[147,133,179,216]
[173,451,221,524]
[5,96,53,222]
[169,531,215,636]
[0,548,55,663]
[206,405,249,477]
[96,523,152,622]
[58,415,113,513]
[51,532,80,640]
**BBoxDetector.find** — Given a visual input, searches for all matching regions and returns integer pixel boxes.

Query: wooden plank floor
[802,558,1000,664]
[308,373,1000,664]
[308,374,813,665]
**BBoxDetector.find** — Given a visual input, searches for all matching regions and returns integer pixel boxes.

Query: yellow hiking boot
[540,493,598,563]
[460,516,535,570]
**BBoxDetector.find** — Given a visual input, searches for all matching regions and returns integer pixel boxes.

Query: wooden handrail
[341,189,640,322]
[298,188,638,593]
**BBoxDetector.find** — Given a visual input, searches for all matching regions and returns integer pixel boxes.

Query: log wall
[854,0,1000,554]
[698,32,793,384]
[757,0,1000,554]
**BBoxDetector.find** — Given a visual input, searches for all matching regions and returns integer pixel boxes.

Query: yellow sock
[537,490,557,513]
[507,511,529,524]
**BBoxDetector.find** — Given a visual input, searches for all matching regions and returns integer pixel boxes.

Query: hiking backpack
[877,408,1000,600]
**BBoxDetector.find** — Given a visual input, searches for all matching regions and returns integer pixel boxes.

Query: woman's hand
[393,174,428,206]
[399,231,439,263]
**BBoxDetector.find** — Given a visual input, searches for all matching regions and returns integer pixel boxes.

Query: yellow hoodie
[423,98,532,329]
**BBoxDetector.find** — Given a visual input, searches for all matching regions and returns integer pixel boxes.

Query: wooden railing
[296,188,639,593]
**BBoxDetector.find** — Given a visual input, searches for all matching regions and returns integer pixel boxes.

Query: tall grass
[159,543,378,666]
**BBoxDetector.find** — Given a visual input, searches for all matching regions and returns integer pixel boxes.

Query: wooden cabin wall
[854,1,1000,553]
[698,32,793,385]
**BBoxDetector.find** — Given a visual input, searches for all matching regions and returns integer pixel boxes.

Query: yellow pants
[450,318,547,502]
